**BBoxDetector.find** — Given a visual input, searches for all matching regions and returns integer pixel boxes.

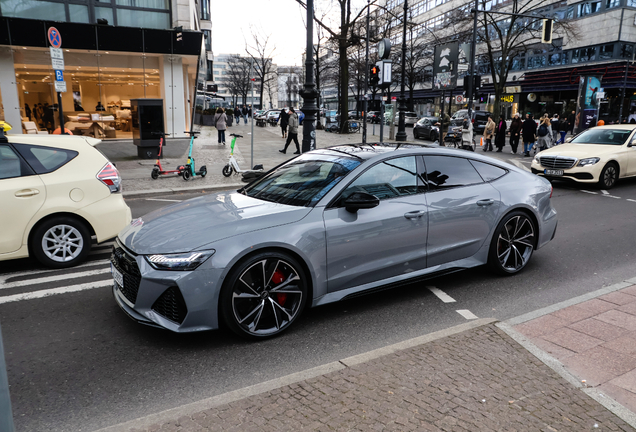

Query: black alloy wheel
[488,211,536,275]
[220,252,308,339]
[598,162,618,189]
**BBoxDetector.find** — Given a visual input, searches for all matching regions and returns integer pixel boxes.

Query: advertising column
[575,75,602,133]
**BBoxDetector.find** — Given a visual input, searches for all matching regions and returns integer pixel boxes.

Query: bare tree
[225,55,251,105]
[245,29,277,110]
[461,0,579,116]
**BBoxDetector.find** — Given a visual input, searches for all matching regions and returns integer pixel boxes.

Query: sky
[210,0,368,66]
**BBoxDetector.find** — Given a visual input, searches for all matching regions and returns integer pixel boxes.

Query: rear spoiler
[84,137,102,147]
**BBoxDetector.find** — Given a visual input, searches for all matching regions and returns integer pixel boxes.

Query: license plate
[111,263,124,289]
[544,169,564,176]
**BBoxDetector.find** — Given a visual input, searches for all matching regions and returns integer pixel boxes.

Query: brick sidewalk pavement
[120,322,632,432]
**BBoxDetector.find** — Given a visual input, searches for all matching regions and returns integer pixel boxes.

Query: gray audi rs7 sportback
[111,144,557,339]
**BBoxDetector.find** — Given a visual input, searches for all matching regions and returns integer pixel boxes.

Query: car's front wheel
[488,211,536,275]
[220,252,308,339]
[31,216,92,268]
[598,162,618,189]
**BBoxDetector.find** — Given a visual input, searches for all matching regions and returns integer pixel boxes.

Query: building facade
[0,0,210,138]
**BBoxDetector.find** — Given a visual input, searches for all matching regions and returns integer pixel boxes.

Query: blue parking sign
[55,70,64,82]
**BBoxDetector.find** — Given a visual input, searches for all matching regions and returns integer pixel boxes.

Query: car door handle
[404,211,426,219]
[15,189,40,197]
[477,199,494,206]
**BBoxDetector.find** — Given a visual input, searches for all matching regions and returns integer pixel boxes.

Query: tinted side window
[13,144,78,174]
[423,156,483,190]
[341,156,423,201]
[0,145,34,179]
[470,160,508,182]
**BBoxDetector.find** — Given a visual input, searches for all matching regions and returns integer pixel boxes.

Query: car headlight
[533,155,540,164]
[145,251,215,271]
[577,157,600,167]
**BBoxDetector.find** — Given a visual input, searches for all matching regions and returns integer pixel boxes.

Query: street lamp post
[396,0,408,142]
[300,0,319,153]
[363,0,370,144]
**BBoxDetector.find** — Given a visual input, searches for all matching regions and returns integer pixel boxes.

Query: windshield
[570,128,634,145]
[243,153,362,207]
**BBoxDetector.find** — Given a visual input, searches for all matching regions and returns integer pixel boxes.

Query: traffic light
[370,64,380,87]
[541,19,553,44]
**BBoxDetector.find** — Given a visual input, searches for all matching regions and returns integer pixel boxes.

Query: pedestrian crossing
[0,240,115,305]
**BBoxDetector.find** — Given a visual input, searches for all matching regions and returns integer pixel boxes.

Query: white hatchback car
[0,132,131,268]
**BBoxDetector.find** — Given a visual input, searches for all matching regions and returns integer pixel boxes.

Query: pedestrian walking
[234,106,241,125]
[43,102,55,133]
[213,107,228,144]
[441,112,450,142]
[242,105,249,124]
[35,103,44,128]
[24,103,31,121]
[551,114,560,146]
[567,110,575,134]
[494,115,507,152]
[509,113,521,154]
[279,108,289,138]
[536,116,552,152]
[461,116,473,149]
[522,113,537,157]
[279,107,300,154]
[556,116,568,144]
[483,116,495,151]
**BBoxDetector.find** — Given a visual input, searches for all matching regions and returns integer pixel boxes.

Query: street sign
[51,58,64,71]
[50,47,63,60]
[455,95,464,104]
[55,70,64,82]
[54,81,67,92]
[47,27,62,48]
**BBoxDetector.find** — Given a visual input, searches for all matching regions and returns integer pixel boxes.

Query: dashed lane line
[581,190,598,195]
[0,280,113,305]
[0,259,110,285]
[1,268,111,290]
[456,309,479,320]
[628,199,636,203]
[601,190,610,195]
[427,286,456,303]
[602,195,621,199]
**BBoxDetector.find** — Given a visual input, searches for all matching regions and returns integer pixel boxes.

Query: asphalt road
[3,152,636,432]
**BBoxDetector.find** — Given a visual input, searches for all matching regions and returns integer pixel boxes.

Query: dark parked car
[413,117,440,141]
[367,111,380,124]
[450,109,492,135]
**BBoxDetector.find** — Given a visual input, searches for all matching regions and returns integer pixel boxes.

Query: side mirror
[343,192,380,213]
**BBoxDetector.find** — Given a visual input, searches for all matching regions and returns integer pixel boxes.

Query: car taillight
[97,162,122,193]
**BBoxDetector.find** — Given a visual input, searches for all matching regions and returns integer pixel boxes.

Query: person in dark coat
[234,106,241,125]
[24,103,31,120]
[522,113,537,157]
[567,110,575,134]
[241,105,249,124]
[279,108,289,138]
[494,115,507,152]
[508,113,522,154]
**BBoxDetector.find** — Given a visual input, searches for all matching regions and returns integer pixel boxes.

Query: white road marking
[601,190,609,195]
[0,280,113,305]
[510,159,531,172]
[456,309,478,320]
[427,286,456,303]
[627,199,636,203]
[1,268,111,290]
[580,190,598,195]
[145,198,183,202]
[0,259,110,285]
[602,195,621,199]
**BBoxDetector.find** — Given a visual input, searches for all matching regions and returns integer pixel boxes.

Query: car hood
[118,192,312,254]
[538,143,623,158]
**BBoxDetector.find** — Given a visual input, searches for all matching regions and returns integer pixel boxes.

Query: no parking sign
[47,27,62,48]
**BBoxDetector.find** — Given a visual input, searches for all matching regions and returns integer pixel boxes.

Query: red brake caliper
[272,270,287,306]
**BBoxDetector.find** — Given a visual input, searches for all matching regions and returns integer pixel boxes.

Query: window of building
[599,44,615,59]
[116,9,169,29]
[206,60,214,81]
[203,30,211,52]
[628,0,636,5]
[116,0,168,9]
[572,47,596,63]
[69,4,89,23]
[200,0,210,20]
[95,6,114,24]
[606,0,621,8]
[621,43,635,59]
[511,55,525,71]
[527,55,546,69]
[548,53,563,65]
[578,1,602,16]
[0,0,65,21]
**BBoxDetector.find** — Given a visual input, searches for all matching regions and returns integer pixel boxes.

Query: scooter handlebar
[183,131,200,136]
[230,134,243,138]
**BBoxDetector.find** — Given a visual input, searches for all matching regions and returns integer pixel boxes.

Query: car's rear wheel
[488,211,536,275]
[598,162,618,189]
[413,129,419,139]
[431,131,438,142]
[31,216,92,268]
[220,252,308,339]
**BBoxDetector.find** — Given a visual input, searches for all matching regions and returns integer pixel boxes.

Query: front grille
[152,287,188,324]
[539,156,577,169]
[110,241,141,305]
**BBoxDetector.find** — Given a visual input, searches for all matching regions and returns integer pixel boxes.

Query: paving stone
[599,291,636,306]
[567,317,631,341]
[541,327,604,353]
[597,310,636,331]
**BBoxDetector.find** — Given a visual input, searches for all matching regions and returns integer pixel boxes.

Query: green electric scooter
[181,131,207,181]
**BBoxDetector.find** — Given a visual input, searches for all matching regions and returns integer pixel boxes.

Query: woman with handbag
[214,107,228,144]
[483,116,495,152]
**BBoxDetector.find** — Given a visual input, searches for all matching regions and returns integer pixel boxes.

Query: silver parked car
[111,144,557,339]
